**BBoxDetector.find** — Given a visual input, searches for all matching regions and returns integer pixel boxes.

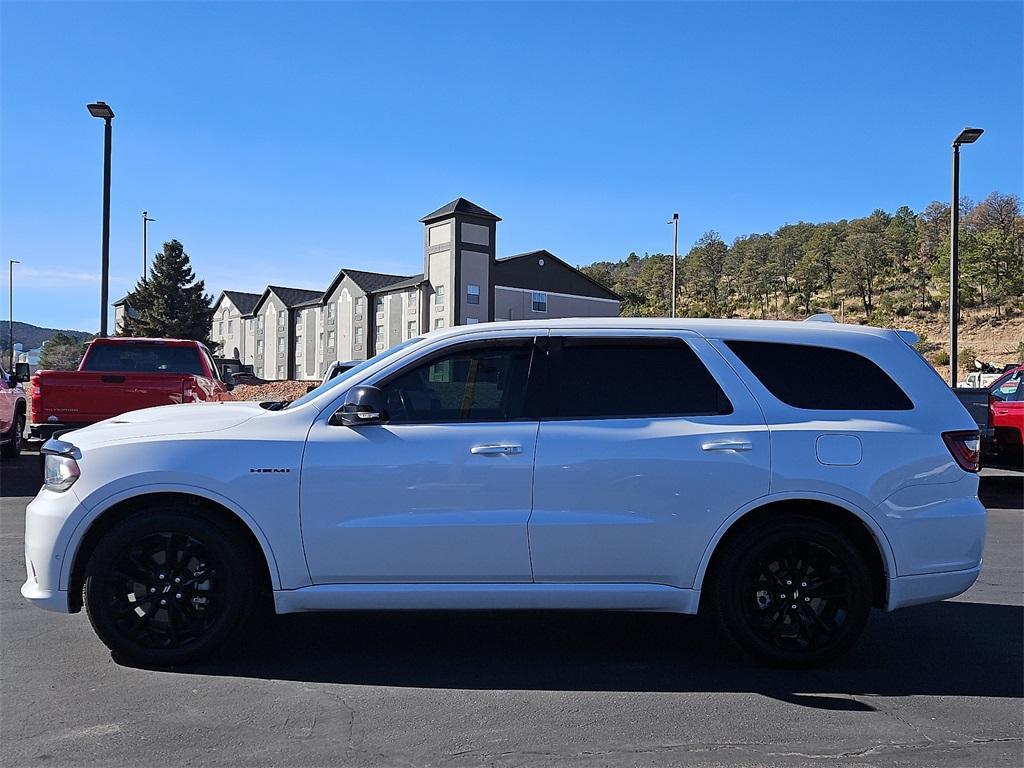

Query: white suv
[23,319,985,667]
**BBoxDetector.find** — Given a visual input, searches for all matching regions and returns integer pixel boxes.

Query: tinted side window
[725,340,913,410]
[552,338,731,419]
[380,341,534,423]
[993,371,1023,403]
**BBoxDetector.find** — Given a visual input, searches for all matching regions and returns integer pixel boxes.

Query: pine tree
[121,239,216,348]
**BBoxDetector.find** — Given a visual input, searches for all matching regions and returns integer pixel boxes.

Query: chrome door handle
[701,440,753,452]
[471,444,523,456]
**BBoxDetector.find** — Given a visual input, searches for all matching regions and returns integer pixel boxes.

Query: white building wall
[494,285,620,321]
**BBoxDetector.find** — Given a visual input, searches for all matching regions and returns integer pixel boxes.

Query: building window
[278,337,285,353]
[328,303,336,318]
[435,285,445,305]
[532,292,547,312]
[256,339,264,355]
[407,320,416,338]
[257,315,264,331]
[277,365,285,379]
[218,321,224,335]
[376,296,384,312]
[327,330,336,348]
[296,318,303,331]
[465,318,480,325]
[407,289,417,305]
[227,319,233,334]
[295,336,303,361]
[434,318,444,330]
[375,324,384,341]
[278,310,286,329]
[355,297,365,316]
[467,284,480,305]
[356,327,364,345]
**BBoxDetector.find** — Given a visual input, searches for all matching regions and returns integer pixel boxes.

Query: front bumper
[22,486,86,614]
[20,581,69,612]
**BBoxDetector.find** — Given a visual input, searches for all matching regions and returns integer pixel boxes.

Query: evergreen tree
[39,332,87,370]
[121,239,215,347]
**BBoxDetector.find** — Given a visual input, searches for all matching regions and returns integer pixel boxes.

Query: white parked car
[24,319,985,667]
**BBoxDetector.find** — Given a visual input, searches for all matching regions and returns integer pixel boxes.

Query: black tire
[1,408,24,458]
[83,506,259,666]
[705,514,872,667]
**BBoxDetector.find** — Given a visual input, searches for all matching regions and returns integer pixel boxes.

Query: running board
[273,582,700,615]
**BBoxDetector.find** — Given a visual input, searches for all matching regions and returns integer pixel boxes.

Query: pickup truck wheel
[83,508,258,666]
[1,410,24,458]
[706,515,872,668]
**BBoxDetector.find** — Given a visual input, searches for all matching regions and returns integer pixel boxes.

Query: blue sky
[2,0,1021,333]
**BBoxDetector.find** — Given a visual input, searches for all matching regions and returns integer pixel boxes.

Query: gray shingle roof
[222,290,261,315]
[378,274,425,292]
[265,285,324,308]
[420,198,501,224]
[341,269,415,294]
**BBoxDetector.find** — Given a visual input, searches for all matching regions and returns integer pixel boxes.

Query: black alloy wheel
[84,508,259,666]
[1,410,23,458]
[707,514,872,667]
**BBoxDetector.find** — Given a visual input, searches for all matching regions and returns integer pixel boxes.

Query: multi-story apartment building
[211,198,621,380]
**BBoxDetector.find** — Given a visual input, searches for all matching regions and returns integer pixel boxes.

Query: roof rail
[804,313,836,323]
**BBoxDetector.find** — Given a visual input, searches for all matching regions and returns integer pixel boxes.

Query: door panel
[300,421,539,583]
[300,335,542,584]
[528,335,770,588]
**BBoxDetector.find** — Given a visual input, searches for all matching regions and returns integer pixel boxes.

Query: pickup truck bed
[31,338,231,439]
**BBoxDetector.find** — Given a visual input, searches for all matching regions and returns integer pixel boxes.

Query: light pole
[949,126,984,387]
[87,101,114,337]
[668,212,679,317]
[8,260,19,370]
[142,211,155,280]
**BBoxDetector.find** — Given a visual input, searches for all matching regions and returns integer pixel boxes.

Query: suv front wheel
[706,514,872,667]
[83,507,259,666]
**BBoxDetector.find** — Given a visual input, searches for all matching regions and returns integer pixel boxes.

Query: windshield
[286,337,425,409]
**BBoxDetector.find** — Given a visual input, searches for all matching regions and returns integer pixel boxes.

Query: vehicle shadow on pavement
[173,600,1022,710]
[1,451,42,497]
[979,474,1024,509]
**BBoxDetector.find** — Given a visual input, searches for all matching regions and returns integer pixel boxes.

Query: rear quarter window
[725,340,913,411]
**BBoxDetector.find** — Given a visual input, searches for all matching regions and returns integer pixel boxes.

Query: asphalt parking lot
[1,450,1021,768]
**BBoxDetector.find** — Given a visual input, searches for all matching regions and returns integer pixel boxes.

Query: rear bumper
[886,565,981,611]
[29,422,91,441]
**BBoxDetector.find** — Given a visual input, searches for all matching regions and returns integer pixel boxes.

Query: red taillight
[943,430,981,472]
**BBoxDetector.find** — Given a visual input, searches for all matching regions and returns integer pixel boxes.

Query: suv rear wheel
[83,506,259,666]
[706,514,872,667]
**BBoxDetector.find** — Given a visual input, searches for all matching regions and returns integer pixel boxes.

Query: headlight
[43,454,80,492]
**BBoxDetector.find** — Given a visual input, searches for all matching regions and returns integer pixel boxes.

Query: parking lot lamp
[87,101,114,337]
[8,260,19,369]
[668,213,679,318]
[142,211,155,281]
[949,126,984,386]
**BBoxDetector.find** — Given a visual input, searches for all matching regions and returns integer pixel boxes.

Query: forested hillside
[582,192,1023,327]
[0,321,92,354]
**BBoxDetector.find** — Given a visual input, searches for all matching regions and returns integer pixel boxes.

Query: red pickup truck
[30,337,233,440]
[988,366,1023,471]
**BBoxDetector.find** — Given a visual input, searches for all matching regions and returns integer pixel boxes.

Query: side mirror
[222,369,236,391]
[332,385,385,427]
[12,362,30,384]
